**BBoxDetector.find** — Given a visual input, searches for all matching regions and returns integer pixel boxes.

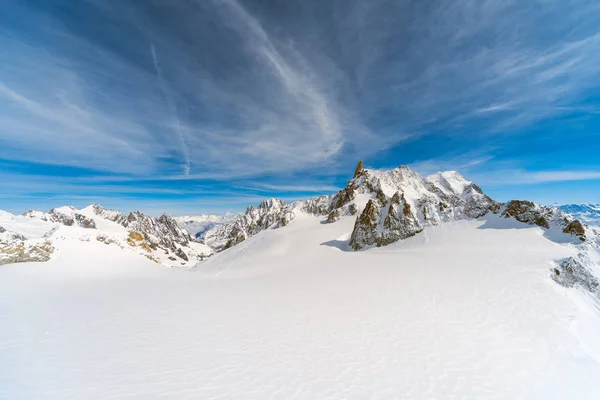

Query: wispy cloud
[473,169,600,185]
[240,183,340,193]
[1,0,600,210]
[150,43,190,175]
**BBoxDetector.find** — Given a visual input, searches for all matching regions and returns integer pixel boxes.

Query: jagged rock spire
[353,160,364,178]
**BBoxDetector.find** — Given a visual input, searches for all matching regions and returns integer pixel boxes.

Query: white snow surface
[2,212,600,399]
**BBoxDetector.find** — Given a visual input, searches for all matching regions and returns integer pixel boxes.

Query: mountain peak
[353,160,364,178]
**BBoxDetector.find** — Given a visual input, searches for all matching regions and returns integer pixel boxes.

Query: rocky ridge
[1,205,212,267]
[204,199,294,251]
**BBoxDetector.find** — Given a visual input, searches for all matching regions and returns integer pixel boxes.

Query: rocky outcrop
[0,229,54,266]
[552,256,599,293]
[353,160,364,178]
[501,200,586,242]
[90,205,193,259]
[23,207,97,229]
[563,220,586,241]
[502,200,551,228]
[204,198,295,251]
[92,204,128,225]
[349,200,382,250]
[121,212,191,257]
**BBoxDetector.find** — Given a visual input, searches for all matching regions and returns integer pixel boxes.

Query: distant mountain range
[559,204,600,226]
[173,213,240,239]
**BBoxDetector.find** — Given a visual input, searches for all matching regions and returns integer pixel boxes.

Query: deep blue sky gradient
[1,0,600,215]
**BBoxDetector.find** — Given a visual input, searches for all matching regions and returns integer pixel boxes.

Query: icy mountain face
[1,205,213,268]
[559,204,600,226]
[173,214,240,239]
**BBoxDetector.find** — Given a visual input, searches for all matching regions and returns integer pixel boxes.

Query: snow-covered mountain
[173,213,239,239]
[1,205,212,268]
[559,204,600,226]
[204,161,588,253]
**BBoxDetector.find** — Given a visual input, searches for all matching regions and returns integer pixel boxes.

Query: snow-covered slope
[1,205,212,268]
[560,204,600,226]
[2,212,600,398]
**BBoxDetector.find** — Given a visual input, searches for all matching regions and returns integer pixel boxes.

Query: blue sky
[1,0,600,215]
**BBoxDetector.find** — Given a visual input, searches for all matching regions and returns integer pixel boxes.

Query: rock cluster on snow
[0,228,54,266]
[552,256,599,293]
[501,200,586,242]
[23,207,97,229]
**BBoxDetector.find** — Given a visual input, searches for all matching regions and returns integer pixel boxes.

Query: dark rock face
[174,247,189,261]
[332,183,357,210]
[353,160,364,178]
[75,214,97,229]
[499,200,587,242]
[501,200,551,228]
[563,220,586,242]
[552,257,599,293]
[349,200,380,250]
[349,193,425,250]
[327,208,341,223]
